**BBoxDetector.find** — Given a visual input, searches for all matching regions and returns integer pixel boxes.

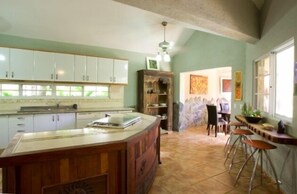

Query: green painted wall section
[0,34,151,108]
[245,3,297,194]
[246,2,297,136]
[172,30,246,116]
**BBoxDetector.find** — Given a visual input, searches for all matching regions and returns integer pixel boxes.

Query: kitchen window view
[254,39,294,122]
[0,83,109,98]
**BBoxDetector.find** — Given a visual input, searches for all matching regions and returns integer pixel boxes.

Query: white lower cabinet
[0,116,9,149]
[8,115,33,140]
[34,113,75,132]
[56,113,76,130]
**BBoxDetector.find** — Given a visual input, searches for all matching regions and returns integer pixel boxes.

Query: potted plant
[241,103,262,123]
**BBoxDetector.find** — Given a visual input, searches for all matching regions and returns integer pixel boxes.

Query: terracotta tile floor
[0,126,281,194]
[149,126,281,194]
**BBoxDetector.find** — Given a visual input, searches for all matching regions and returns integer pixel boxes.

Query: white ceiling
[0,0,264,55]
[0,0,195,55]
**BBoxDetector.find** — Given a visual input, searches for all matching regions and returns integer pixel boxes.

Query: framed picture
[220,77,232,93]
[234,71,242,101]
[190,74,208,94]
[146,57,160,70]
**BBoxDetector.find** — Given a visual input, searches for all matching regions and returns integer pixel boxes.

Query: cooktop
[87,114,141,128]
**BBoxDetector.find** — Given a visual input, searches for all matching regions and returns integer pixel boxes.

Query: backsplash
[0,85,124,111]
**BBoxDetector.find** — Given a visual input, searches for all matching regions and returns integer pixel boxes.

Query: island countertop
[0,112,161,194]
[0,112,156,158]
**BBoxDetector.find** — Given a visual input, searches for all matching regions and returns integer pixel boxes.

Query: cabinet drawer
[8,115,34,140]
[135,141,157,184]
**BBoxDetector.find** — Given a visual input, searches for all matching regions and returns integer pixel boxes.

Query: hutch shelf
[137,70,173,131]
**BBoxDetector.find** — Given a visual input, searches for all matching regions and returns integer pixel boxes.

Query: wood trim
[235,115,297,145]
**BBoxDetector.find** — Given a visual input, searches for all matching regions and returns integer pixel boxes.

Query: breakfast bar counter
[0,112,161,194]
[235,115,297,145]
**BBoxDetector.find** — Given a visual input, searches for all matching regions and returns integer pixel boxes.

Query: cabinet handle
[57,115,59,121]
[52,115,55,122]
[138,160,147,176]
[86,75,89,81]
[17,124,25,126]
[113,77,116,82]
[5,71,8,78]
[17,117,25,120]
[83,75,85,81]
[51,74,53,80]
[11,72,14,78]
[56,74,58,80]
[17,130,25,133]
[110,77,113,82]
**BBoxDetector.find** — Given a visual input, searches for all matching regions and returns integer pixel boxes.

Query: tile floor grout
[149,125,282,194]
[0,125,282,194]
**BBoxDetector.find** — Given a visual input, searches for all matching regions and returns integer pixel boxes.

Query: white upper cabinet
[34,51,55,81]
[74,55,86,82]
[0,47,10,79]
[75,55,97,82]
[114,59,128,84]
[97,57,113,83]
[55,53,75,82]
[1,47,128,84]
[97,58,128,84]
[86,56,97,82]
[10,48,34,80]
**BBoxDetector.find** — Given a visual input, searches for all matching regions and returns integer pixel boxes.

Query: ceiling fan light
[163,52,171,62]
[156,52,162,61]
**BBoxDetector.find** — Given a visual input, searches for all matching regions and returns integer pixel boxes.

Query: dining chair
[206,104,227,137]
[220,102,230,112]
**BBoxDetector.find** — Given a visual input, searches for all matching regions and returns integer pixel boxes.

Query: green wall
[0,34,151,108]
[172,30,246,116]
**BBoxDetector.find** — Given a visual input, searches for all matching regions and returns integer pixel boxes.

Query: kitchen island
[0,112,161,194]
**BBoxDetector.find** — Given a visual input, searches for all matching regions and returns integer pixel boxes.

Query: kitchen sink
[18,105,77,113]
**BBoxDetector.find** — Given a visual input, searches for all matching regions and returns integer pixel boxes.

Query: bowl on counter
[244,116,262,123]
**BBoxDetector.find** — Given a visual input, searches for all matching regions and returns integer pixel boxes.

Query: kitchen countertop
[0,112,156,156]
[0,107,134,115]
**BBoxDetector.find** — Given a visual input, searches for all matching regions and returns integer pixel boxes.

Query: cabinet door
[34,51,55,81]
[0,116,9,148]
[55,53,74,82]
[74,55,86,82]
[97,58,113,83]
[10,48,34,80]
[34,114,56,132]
[8,115,33,140]
[56,113,76,130]
[114,59,128,84]
[86,56,97,82]
[0,47,10,79]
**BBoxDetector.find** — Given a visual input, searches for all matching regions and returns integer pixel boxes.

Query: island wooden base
[1,118,160,194]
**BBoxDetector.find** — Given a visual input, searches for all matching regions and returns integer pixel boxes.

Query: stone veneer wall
[178,97,229,130]
[0,85,124,111]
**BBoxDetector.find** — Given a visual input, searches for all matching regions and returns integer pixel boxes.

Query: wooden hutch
[137,70,173,131]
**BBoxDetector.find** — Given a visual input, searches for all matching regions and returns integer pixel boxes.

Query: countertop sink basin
[18,105,76,113]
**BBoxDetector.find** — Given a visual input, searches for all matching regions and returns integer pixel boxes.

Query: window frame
[253,39,294,123]
[0,82,110,99]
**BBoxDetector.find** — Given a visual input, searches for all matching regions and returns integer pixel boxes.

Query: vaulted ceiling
[0,0,265,55]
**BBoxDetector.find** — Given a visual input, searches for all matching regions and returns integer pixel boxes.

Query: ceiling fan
[156,21,174,62]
